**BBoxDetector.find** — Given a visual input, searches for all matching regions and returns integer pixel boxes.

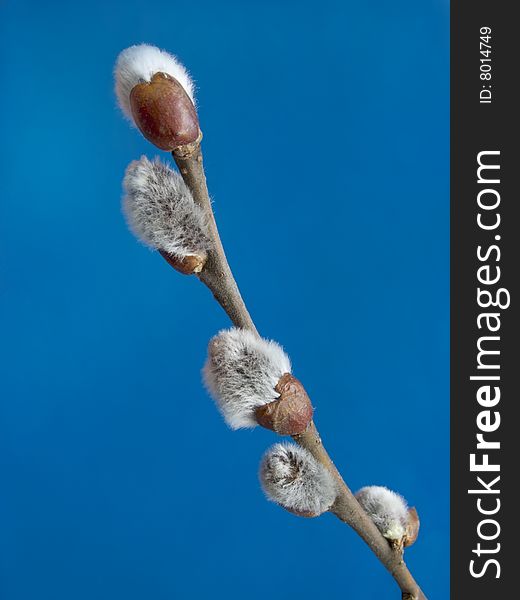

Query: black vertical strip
[451,2,518,597]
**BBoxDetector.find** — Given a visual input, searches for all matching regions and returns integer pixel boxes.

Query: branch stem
[172,141,257,333]
[172,139,426,600]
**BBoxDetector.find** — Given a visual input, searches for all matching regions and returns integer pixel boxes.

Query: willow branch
[172,140,257,334]
[171,140,427,600]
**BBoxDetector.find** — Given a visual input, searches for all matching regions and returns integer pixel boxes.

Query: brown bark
[172,141,257,333]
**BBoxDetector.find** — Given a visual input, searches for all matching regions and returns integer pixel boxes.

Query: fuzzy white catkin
[123,156,211,257]
[203,328,291,429]
[259,443,337,516]
[355,486,409,540]
[114,44,195,121]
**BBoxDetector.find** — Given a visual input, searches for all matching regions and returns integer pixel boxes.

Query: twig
[172,140,257,334]
[171,140,427,600]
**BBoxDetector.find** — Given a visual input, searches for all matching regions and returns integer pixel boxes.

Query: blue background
[0,1,449,598]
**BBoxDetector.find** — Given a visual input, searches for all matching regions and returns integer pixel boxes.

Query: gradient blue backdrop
[0,1,449,598]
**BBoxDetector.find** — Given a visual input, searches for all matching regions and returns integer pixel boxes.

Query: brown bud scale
[130,73,200,151]
[255,373,313,435]
[403,507,420,548]
[159,250,207,275]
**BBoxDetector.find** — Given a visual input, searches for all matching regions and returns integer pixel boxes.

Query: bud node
[255,373,313,435]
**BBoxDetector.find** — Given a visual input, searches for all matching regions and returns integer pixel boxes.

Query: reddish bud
[403,507,420,547]
[255,373,313,435]
[130,73,200,151]
[159,249,207,275]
